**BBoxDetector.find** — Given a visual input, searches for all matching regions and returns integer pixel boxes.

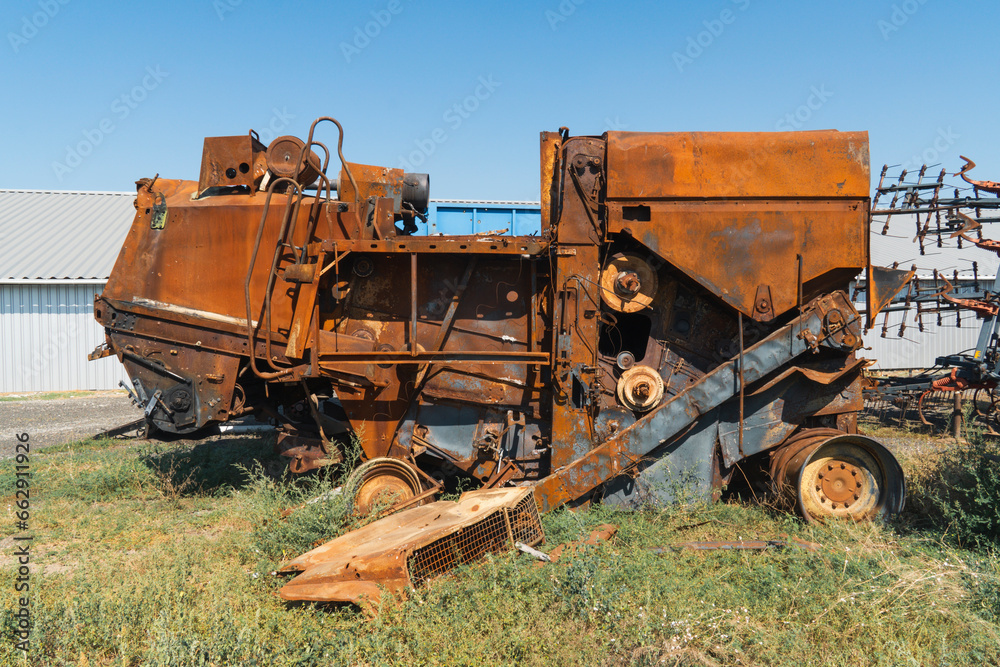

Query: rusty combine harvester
[92,116,907,524]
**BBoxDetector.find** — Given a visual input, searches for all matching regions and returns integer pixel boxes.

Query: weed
[902,418,1000,549]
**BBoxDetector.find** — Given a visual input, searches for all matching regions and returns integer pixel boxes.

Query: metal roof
[0,189,136,281]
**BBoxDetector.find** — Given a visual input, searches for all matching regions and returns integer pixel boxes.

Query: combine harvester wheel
[770,428,905,523]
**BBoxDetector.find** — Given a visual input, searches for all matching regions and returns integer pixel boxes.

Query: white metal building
[1,190,135,392]
[864,215,999,369]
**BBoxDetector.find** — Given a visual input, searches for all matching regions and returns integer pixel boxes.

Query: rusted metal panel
[606,199,868,320]
[866,264,916,328]
[276,487,542,606]
[539,131,561,232]
[197,134,268,196]
[605,131,870,200]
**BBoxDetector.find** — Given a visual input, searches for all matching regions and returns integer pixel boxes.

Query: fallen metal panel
[276,487,543,606]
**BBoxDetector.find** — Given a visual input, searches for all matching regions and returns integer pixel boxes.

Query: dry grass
[0,431,998,665]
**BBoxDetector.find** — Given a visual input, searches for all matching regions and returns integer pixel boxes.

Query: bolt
[815,485,821,492]
[853,493,860,500]
[828,464,834,471]
[615,271,641,297]
[856,481,862,489]
[818,472,824,479]
[851,469,857,476]
[844,501,850,508]
[756,298,770,313]
[831,503,838,509]
[840,462,846,469]
[632,382,651,401]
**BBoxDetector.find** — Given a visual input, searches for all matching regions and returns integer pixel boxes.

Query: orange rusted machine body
[93,118,904,521]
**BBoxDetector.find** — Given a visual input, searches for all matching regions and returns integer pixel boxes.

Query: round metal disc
[616,365,665,412]
[600,253,658,313]
[345,458,423,516]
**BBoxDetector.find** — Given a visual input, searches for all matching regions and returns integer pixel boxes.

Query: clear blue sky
[2,0,996,201]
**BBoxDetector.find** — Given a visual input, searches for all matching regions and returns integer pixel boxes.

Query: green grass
[1,432,999,666]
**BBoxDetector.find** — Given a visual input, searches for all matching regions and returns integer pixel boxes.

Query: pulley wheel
[616,365,665,412]
[344,457,423,516]
[770,429,905,523]
[266,135,321,187]
[600,253,658,313]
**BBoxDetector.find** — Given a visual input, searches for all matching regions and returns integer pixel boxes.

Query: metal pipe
[797,254,804,311]
[411,253,418,356]
[738,312,744,456]
[243,177,301,380]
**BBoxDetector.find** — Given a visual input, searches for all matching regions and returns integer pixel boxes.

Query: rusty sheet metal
[866,264,917,329]
[603,131,870,320]
[606,199,868,321]
[276,487,543,606]
[605,131,870,199]
[197,134,268,195]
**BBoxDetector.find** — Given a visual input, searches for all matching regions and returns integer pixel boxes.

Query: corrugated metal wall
[0,283,127,392]
[861,308,983,370]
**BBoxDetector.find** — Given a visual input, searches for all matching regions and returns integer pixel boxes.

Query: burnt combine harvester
[92,117,906,523]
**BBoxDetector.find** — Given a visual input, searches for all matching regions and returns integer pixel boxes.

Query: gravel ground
[0,391,143,457]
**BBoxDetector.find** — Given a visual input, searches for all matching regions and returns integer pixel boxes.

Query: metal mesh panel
[407,510,511,584]
[508,492,544,547]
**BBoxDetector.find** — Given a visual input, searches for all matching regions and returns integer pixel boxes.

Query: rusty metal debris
[547,524,619,563]
[94,117,907,534]
[276,487,543,606]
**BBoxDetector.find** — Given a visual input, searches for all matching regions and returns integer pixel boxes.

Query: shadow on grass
[139,433,285,497]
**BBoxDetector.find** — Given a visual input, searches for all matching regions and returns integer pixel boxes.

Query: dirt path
[0,391,143,457]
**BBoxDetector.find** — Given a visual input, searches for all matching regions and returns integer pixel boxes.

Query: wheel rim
[797,442,883,520]
[345,458,422,516]
[772,430,905,523]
